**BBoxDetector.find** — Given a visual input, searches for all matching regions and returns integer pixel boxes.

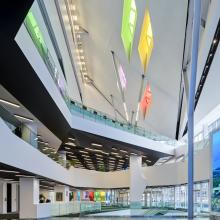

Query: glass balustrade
[70,100,178,147]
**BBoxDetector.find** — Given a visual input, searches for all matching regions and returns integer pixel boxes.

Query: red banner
[140,84,152,118]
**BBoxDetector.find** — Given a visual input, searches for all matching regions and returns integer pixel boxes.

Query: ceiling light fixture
[111,152,118,155]
[16,174,35,178]
[91,143,103,147]
[65,142,76,147]
[0,99,20,108]
[14,114,33,122]
[119,149,127,153]
[68,137,75,141]
[0,170,20,174]
[79,150,89,154]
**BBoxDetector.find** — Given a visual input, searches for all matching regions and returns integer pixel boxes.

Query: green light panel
[121,0,137,61]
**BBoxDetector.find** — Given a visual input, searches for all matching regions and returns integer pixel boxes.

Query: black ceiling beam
[183,18,220,136]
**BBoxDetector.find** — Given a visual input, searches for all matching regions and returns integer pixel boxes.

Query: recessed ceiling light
[0,170,20,174]
[79,150,89,154]
[16,174,35,178]
[91,143,103,147]
[65,142,76,147]
[213,39,217,44]
[68,137,75,141]
[65,147,71,150]
[14,114,33,122]
[4,179,14,181]
[130,153,137,156]
[102,151,109,155]
[119,149,127,153]
[111,152,118,155]
[42,142,49,146]
[112,147,117,151]
[0,99,20,108]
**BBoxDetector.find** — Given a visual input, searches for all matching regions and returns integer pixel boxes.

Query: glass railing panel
[70,100,178,147]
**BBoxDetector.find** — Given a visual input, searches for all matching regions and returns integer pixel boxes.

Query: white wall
[0,117,210,189]
[15,24,73,126]
[19,178,39,219]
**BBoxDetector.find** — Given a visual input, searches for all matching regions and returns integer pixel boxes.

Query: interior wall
[0,117,210,189]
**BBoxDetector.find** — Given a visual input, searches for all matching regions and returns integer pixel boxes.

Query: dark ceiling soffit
[183,18,220,136]
[0,1,71,141]
[70,128,171,158]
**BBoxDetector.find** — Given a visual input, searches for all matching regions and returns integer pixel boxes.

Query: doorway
[7,183,11,213]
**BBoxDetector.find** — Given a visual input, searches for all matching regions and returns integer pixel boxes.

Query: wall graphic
[212,130,220,212]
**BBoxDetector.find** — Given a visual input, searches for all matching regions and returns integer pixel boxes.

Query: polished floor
[43,217,210,220]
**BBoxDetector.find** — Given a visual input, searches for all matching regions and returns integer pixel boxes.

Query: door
[7,183,12,213]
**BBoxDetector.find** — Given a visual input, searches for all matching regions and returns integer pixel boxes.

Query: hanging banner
[138,10,154,73]
[121,0,137,60]
[140,84,152,118]
[118,64,127,90]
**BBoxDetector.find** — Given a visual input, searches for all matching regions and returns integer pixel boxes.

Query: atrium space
[0,0,219,219]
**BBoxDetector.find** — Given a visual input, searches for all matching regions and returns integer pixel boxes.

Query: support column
[129,155,147,209]
[19,178,39,219]
[54,185,69,202]
[187,0,201,218]
[11,183,18,212]
[0,179,7,214]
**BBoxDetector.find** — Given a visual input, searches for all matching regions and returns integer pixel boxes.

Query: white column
[54,185,69,202]
[0,179,7,214]
[11,183,18,212]
[19,178,39,219]
[130,155,147,209]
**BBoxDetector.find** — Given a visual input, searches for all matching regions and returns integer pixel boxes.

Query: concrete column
[0,179,7,214]
[54,185,69,202]
[19,178,39,219]
[129,155,147,209]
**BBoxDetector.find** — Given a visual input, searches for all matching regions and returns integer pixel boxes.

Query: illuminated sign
[138,10,154,73]
[121,0,137,60]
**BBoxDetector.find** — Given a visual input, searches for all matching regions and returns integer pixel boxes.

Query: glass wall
[144,181,209,213]
[76,181,209,213]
